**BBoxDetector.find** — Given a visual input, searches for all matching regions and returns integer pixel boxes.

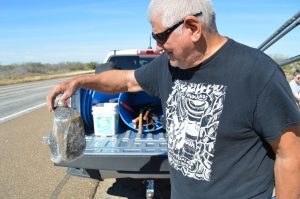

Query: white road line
[0,103,47,123]
[0,85,52,98]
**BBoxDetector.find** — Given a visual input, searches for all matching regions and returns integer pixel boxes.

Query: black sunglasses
[152,11,202,45]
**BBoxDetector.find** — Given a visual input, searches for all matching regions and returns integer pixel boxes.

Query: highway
[0,78,69,123]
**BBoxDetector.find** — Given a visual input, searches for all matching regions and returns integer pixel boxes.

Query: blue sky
[0,0,299,65]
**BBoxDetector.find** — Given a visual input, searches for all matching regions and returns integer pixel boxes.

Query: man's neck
[203,33,228,60]
[191,33,228,66]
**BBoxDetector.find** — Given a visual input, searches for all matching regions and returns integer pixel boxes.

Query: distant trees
[0,62,98,85]
[270,54,288,63]
[0,62,97,76]
[269,54,300,80]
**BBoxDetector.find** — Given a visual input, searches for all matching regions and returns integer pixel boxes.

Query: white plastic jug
[92,103,119,136]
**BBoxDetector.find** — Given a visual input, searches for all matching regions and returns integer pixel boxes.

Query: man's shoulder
[225,38,278,72]
[222,38,282,91]
[228,38,268,59]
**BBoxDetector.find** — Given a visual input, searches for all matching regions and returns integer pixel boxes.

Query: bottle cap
[57,100,67,107]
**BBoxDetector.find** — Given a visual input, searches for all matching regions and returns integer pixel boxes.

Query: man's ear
[184,16,202,42]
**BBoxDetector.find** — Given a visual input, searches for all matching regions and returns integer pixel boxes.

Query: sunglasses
[152,11,203,45]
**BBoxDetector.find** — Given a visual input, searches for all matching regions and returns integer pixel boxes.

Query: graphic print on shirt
[166,80,226,181]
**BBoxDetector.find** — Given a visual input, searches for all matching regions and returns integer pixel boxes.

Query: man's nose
[156,42,164,52]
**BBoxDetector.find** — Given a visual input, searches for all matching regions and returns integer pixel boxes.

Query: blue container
[118,91,163,133]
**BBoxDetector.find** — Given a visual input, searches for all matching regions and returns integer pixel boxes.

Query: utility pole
[148,34,152,49]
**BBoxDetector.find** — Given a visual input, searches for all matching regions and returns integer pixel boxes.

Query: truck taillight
[137,50,160,55]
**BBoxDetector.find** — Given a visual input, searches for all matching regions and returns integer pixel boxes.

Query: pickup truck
[56,49,169,198]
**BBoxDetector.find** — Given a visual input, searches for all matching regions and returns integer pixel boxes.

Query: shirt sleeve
[134,53,166,98]
[253,67,300,141]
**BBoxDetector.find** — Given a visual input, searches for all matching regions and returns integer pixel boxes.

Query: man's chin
[170,60,192,69]
[169,56,188,69]
[169,60,179,68]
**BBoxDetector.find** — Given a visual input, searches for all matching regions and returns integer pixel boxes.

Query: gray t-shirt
[134,39,300,199]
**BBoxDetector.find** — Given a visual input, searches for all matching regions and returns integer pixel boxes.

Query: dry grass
[0,70,94,86]
[0,62,97,86]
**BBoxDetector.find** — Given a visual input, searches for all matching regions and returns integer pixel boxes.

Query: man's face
[151,16,198,69]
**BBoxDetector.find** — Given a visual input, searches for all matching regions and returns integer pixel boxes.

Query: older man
[47,0,300,198]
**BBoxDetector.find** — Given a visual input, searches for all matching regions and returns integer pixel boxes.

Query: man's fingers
[59,92,71,104]
[46,93,55,112]
[46,85,63,112]
[47,91,59,112]
[46,79,78,112]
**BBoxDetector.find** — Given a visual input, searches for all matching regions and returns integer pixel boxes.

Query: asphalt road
[0,107,99,198]
[0,78,70,123]
[0,79,171,199]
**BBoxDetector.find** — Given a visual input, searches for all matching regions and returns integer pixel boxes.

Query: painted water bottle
[47,100,86,164]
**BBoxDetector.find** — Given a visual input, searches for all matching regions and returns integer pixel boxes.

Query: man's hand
[46,78,79,112]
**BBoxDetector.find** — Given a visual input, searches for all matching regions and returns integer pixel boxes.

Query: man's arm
[270,125,300,199]
[46,70,142,111]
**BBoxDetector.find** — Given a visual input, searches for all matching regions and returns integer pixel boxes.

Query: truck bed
[57,130,169,174]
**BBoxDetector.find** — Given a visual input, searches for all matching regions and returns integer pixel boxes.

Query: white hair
[148,0,217,33]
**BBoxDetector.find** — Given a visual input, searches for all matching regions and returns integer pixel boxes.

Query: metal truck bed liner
[57,130,169,173]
